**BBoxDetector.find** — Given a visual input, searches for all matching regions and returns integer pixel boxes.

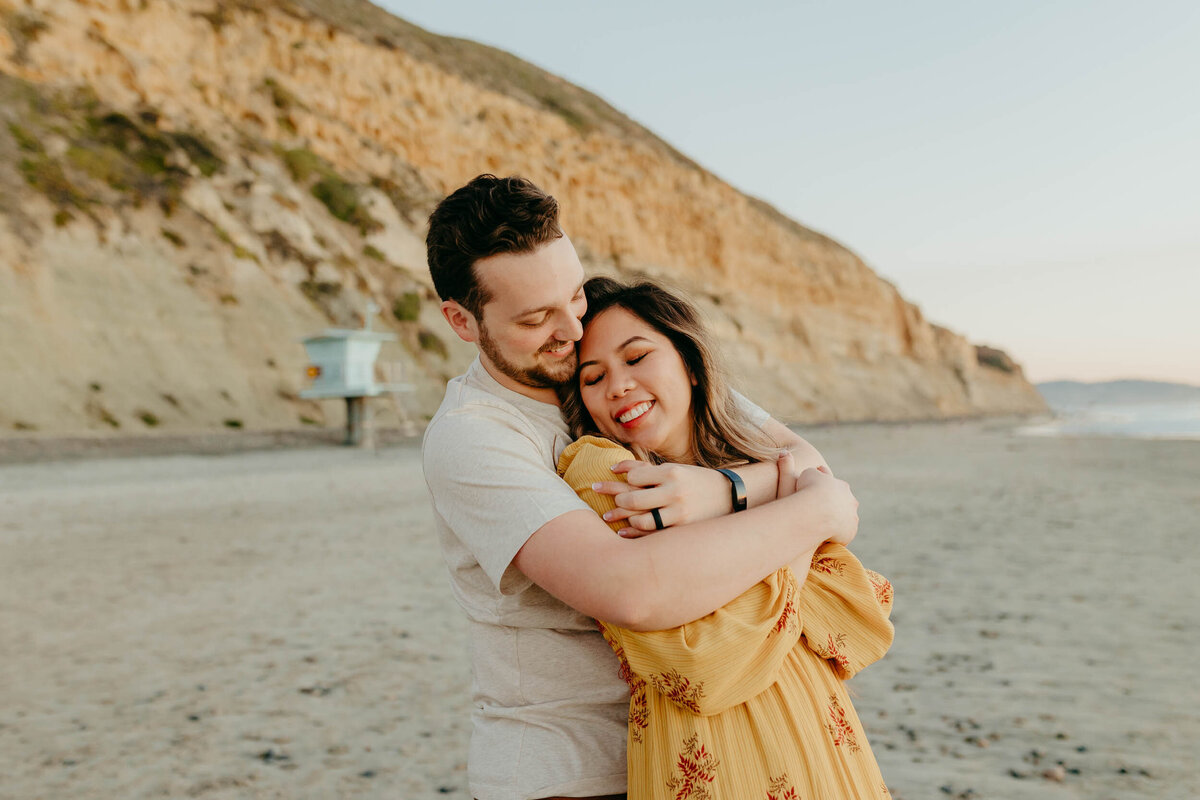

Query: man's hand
[776,449,859,546]
[798,467,859,546]
[776,450,800,499]
[591,460,735,537]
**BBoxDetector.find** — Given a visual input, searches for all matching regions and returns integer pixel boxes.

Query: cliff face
[0,0,1046,435]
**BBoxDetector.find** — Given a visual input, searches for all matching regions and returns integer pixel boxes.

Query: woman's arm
[528,438,857,631]
[595,417,832,534]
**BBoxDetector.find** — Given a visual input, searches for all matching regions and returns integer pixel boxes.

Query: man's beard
[478,324,577,389]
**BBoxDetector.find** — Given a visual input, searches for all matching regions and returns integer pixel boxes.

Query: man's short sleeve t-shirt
[422,358,628,800]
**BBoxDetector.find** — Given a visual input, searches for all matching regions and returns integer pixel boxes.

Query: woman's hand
[591,460,738,537]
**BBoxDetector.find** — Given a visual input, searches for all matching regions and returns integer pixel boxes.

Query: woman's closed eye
[582,353,648,386]
[581,349,652,387]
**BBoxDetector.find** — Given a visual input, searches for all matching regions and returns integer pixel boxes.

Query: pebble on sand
[1042,765,1066,782]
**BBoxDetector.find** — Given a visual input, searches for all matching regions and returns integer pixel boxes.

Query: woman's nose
[607,368,634,399]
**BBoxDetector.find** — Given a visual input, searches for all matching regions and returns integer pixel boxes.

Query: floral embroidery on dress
[599,625,649,743]
[666,733,719,800]
[867,570,893,607]
[774,574,799,635]
[806,631,850,672]
[811,551,845,576]
[652,669,706,714]
[824,632,850,672]
[628,680,650,743]
[826,694,860,753]
[767,774,801,799]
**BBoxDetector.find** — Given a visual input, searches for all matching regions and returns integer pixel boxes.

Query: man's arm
[596,417,831,533]
[512,464,857,631]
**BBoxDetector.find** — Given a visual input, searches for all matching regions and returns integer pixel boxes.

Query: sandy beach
[1,420,1197,799]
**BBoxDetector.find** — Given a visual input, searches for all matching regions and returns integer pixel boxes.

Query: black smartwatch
[715,468,748,513]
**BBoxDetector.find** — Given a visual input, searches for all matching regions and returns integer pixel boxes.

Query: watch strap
[715,468,748,513]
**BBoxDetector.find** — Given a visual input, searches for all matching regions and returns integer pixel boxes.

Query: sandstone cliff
[0,0,1046,436]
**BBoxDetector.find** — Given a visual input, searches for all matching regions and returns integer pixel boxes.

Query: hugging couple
[422,175,895,800]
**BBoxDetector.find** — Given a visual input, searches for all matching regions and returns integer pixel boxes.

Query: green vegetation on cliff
[278,145,381,235]
[1,75,223,217]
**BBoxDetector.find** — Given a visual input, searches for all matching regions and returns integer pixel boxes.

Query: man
[422,175,859,800]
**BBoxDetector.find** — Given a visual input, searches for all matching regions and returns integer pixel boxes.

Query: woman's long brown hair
[558,277,781,468]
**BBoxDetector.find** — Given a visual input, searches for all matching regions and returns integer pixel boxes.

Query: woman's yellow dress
[559,437,895,800]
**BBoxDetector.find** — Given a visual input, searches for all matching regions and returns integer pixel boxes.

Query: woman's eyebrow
[579,336,651,369]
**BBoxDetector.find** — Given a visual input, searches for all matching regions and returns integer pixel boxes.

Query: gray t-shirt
[422,357,770,800]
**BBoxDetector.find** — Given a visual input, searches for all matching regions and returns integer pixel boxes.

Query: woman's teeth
[617,401,653,424]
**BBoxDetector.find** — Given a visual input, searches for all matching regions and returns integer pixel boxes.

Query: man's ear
[441,300,480,344]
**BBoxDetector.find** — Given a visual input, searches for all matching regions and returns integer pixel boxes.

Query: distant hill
[1037,380,1200,408]
[0,0,1046,435]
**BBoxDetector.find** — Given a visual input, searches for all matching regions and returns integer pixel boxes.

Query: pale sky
[377,1,1200,385]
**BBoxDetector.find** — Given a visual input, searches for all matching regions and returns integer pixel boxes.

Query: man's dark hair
[426,174,563,317]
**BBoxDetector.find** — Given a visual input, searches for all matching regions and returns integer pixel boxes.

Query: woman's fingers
[617,509,667,536]
[611,485,672,513]
[609,460,679,489]
[600,505,635,523]
[595,460,674,531]
[592,461,670,528]
[590,480,633,497]
[593,462,673,512]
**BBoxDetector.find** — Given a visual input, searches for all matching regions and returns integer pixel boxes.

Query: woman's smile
[615,399,654,426]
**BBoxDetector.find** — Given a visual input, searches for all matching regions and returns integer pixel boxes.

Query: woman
[556,277,895,799]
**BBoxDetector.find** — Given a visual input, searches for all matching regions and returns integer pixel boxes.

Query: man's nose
[556,309,584,342]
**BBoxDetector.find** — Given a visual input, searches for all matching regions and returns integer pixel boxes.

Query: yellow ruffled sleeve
[797,542,895,679]
[558,436,806,716]
[601,568,803,716]
[556,435,631,534]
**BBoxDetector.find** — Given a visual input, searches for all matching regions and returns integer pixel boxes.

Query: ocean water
[1017,402,1200,441]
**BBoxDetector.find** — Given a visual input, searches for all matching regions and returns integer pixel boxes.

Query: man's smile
[540,340,575,358]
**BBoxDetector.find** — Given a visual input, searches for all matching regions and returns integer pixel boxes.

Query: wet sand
[1,421,1197,799]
